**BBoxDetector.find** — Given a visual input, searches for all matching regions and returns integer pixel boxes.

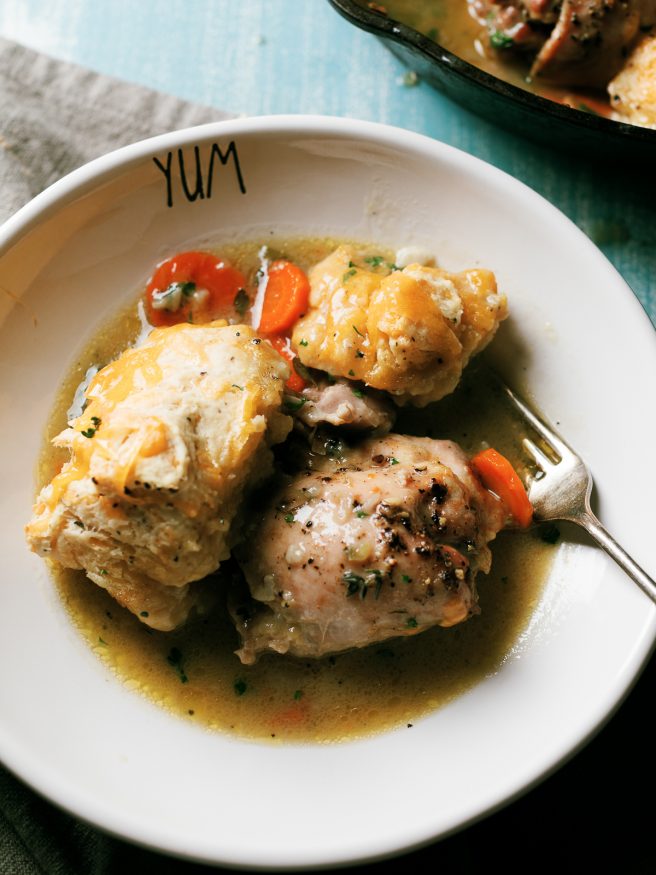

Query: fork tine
[522,436,553,472]
[498,379,573,460]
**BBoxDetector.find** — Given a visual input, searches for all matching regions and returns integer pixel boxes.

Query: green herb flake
[539,523,561,545]
[402,574,412,583]
[348,260,357,268]
[342,268,357,283]
[140,610,149,617]
[284,513,295,524]
[234,288,250,315]
[90,416,101,427]
[390,457,400,465]
[99,568,108,576]
[352,324,365,337]
[343,571,366,598]
[98,637,108,647]
[293,689,303,701]
[355,509,368,518]
[352,388,364,398]
[234,678,248,696]
[179,281,196,297]
[348,369,355,376]
[406,617,418,628]
[80,427,96,438]
[73,520,84,528]
[364,255,384,268]
[489,30,514,49]
[299,339,309,347]
[166,647,189,684]
[284,395,308,412]
[232,384,244,391]
[355,350,365,359]
[427,26,439,40]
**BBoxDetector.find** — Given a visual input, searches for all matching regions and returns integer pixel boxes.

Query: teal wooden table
[1,1,654,872]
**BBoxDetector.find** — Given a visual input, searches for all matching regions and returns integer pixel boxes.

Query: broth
[39,237,557,744]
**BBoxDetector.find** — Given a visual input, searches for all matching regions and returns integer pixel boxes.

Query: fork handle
[577,511,656,605]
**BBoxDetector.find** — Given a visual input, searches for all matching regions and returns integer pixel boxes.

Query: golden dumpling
[292,246,507,406]
[25,321,291,630]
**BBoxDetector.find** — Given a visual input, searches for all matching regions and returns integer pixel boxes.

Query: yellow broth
[39,238,557,744]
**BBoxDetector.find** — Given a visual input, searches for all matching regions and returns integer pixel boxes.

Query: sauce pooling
[40,237,557,743]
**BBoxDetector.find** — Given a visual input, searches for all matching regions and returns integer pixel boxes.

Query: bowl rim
[2,114,656,868]
[327,0,656,143]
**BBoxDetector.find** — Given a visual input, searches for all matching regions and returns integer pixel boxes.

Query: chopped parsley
[348,369,355,376]
[234,288,249,315]
[355,509,368,518]
[402,574,412,583]
[283,395,308,412]
[99,569,108,576]
[231,384,244,391]
[390,457,399,465]
[299,339,309,347]
[91,416,101,427]
[342,268,357,283]
[364,255,384,268]
[81,426,97,438]
[343,569,384,600]
[352,388,364,398]
[352,324,364,337]
[293,689,303,701]
[355,350,365,359]
[234,678,248,696]
[140,610,149,617]
[98,637,108,647]
[489,30,514,49]
[406,617,418,628]
[166,647,188,684]
[284,513,295,524]
[539,523,561,544]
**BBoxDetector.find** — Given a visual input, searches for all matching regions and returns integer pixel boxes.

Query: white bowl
[0,116,654,868]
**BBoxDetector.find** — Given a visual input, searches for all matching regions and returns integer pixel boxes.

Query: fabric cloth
[0,36,231,874]
[0,36,229,226]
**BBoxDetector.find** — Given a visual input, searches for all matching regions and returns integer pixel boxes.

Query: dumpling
[25,321,291,630]
[291,245,507,407]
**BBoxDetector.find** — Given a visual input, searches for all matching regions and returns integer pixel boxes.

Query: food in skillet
[367,0,656,127]
[26,242,531,661]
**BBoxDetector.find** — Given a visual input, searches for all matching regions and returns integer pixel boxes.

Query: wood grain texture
[0,0,653,317]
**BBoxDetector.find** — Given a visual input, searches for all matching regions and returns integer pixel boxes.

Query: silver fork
[500,380,656,604]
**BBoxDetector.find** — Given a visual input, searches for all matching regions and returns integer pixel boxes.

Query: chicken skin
[232,434,508,662]
[25,322,291,630]
[291,246,507,407]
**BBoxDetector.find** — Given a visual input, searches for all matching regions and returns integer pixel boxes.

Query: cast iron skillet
[328,0,656,162]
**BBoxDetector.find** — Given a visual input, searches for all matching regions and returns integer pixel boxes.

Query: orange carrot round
[144,251,246,327]
[257,260,310,335]
[471,448,533,528]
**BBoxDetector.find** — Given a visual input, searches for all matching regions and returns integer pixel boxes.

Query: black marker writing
[153,140,247,208]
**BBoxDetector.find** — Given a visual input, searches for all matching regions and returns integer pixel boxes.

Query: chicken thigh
[232,434,508,662]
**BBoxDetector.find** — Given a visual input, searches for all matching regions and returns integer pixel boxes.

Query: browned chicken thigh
[232,434,508,663]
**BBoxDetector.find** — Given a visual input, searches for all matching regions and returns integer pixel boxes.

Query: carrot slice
[257,260,310,335]
[470,448,533,528]
[144,251,246,327]
[268,334,306,392]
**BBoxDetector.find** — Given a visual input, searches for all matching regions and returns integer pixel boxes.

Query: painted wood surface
[0,0,653,323]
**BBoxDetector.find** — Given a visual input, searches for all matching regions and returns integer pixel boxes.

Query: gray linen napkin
[0,35,231,226]
[0,36,231,874]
